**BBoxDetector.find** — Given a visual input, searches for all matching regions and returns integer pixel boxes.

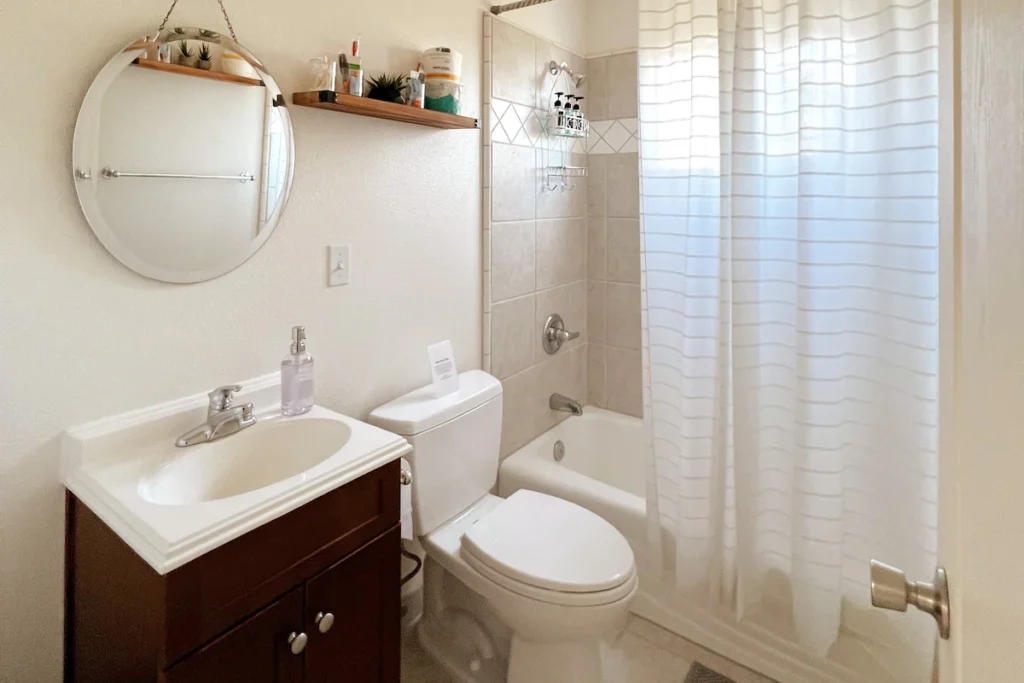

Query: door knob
[287,631,308,654]
[314,611,335,633]
[870,560,950,639]
[400,469,413,486]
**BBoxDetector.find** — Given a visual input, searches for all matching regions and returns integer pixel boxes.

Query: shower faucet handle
[543,314,579,355]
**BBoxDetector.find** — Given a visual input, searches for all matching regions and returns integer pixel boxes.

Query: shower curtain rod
[490,0,555,15]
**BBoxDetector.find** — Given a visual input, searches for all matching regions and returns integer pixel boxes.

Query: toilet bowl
[369,371,637,683]
[422,491,637,683]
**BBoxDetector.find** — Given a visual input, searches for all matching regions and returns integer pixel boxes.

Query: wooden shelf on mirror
[132,58,264,87]
[291,91,480,130]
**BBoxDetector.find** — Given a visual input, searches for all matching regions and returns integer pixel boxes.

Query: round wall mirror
[72,28,294,283]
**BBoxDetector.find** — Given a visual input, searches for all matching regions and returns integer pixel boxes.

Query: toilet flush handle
[400,469,413,486]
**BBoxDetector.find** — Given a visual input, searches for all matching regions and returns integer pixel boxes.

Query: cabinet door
[164,587,305,683]
[304,526,401,683]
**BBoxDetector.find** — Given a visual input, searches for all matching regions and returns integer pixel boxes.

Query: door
[164,587,305,683]
[940,0,1024,678]
[873,0,1024,680]
[304,526,401,683]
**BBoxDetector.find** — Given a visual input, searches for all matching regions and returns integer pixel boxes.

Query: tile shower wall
[585,51,642,418]
[485,15,589,457]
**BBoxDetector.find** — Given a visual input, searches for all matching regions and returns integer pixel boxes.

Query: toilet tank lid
[367,370,502,436]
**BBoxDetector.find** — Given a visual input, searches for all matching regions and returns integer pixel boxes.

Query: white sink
[61,374,411,575]
[138,418,353,505]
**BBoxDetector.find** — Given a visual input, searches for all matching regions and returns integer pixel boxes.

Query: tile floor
[402,614,776,683]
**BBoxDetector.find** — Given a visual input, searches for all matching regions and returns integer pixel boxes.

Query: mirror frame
[72,28,295,283]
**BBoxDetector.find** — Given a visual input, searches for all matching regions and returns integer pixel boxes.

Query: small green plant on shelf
[178,40,197,67]
[198,43,213,70]
[366,73,408,103]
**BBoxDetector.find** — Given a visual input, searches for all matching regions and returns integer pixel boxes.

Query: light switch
[328,245,350,287]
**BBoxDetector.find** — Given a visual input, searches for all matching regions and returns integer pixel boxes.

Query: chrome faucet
[549,393,583,416]
[175,385,257,448]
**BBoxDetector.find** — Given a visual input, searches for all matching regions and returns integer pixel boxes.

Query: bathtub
[497,408,650,573]
[497,408,894,683]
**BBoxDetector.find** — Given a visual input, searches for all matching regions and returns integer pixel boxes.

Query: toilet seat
[459,490,636,606]
[462,548,637,606]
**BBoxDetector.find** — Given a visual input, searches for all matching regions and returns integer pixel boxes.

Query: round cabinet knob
[287,631,308,655]
[314,611,335,634]
[400,469,413,486]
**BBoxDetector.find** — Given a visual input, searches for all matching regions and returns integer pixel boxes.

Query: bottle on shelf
[554,91,565,128]
[572,96,585,133]
[348,37,363,97]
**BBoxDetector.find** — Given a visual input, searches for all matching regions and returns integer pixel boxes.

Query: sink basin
[138,417,352,506]
[64,380,411,574]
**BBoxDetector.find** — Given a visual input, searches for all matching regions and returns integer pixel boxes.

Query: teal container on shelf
[423,47,463,115]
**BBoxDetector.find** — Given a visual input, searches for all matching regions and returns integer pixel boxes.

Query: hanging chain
[215,0,237,42]
[157,0,238,42]
[156,0,180,33]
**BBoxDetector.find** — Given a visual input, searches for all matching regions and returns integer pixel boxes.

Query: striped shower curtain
[637,0,939,676]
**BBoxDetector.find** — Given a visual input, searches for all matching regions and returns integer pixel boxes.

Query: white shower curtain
[637,0,939,672]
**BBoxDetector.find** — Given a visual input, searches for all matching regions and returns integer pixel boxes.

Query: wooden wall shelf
[292,91,480,130]
[132,58,264,87]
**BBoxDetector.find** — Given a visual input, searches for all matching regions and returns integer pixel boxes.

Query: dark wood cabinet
[164,588,304,683]
[305,528,401,683]
[65,460,401,683]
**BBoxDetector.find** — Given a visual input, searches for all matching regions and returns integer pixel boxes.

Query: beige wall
[586,51,642,417]
[502,0,589,55]
[485,16,589,457]
[0,1,588,679]
[484,17,644,453]
[586,0,640,55]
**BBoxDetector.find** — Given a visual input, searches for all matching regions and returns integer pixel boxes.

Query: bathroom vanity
[61,380,411,683]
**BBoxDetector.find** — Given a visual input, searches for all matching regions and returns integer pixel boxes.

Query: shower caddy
[541,60,588,192]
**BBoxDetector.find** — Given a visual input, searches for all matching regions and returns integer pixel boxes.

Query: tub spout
[550,393,583,416]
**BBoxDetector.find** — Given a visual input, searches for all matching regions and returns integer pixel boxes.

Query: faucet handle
[543,314,580,355]
[208,384,242,411]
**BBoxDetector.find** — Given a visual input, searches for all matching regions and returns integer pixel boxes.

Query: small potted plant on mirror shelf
[198,43,213,70]
[366,73,408,104]
[178,40,198,68]
[198,29,218,40]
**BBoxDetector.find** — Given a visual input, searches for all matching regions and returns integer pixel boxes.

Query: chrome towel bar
[99,167,254,183]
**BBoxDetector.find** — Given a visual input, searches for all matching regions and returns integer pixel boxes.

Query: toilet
[369,370,637,683]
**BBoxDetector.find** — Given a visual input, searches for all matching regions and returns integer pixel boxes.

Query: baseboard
[631,591,874,683]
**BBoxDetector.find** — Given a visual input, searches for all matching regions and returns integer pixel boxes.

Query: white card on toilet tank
[428,340,459,397]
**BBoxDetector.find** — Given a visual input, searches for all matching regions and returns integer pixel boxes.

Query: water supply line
[490,0,555,15]
[401,545,422,585]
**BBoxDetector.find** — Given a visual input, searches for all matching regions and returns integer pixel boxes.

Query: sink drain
[553,440,565,462]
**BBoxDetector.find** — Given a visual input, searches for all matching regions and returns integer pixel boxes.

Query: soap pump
[281,325,315,416]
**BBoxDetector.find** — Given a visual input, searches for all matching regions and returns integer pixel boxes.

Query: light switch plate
[328,245,350,287]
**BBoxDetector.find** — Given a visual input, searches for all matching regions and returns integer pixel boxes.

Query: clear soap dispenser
[281,325,315,415]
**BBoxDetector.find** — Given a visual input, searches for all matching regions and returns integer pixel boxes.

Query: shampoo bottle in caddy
[281,325,315,415]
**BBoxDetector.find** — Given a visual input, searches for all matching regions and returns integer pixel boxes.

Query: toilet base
[507,635,602,683]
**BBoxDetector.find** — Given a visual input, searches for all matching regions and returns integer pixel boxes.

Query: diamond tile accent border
[587,118,640,155]
[490,98,542,148]
[489,97,589,154]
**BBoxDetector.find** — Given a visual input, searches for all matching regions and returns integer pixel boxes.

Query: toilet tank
[368,370,503,536]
